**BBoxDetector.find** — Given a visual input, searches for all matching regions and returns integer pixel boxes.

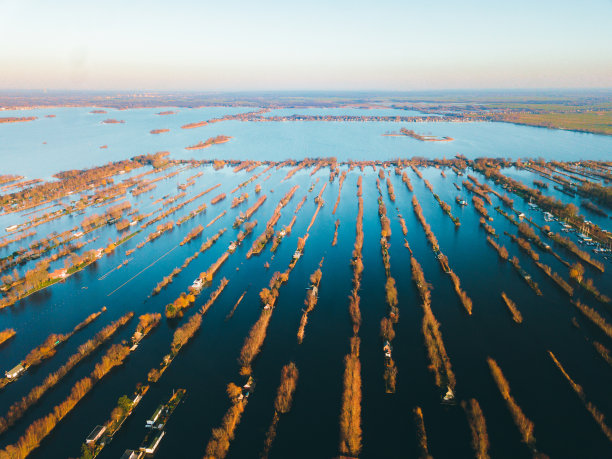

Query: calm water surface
[0,108,610,458]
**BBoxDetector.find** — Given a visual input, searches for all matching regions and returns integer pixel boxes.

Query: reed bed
[149,279,229,383]
[411,257,456,390]
[225,288,248,321]
[487,357,536,446]
[402,171,413,191]
[593,342,612,368]
[569,263,610,303]
[501,292,523,323]
[413,406,433,459]
[534,261,574,296]
[548,351,612,442]
[234,194,267,227]
[462,399,490,459]
[487,236,509,260]
[231,192,249,208]
[397,212,408,236]
[261,362,299,459]
[0,342,132,458]
[572,300,612,339]
[247,186,299,257]
[0,313,134,437]
[207,210,227,228]
[204,384,247,459]
[332,219,340,246]
[240,236,308,374]
[297,269,322,344]
[464,179,492,205]
[270,216,296,252]
[151,228,225,295]
[412,194,473,314]
[179,224,203,245]
[480,217,495,235]
[2,307,106,388]
[339,336,362,457]
[472,196,491,220]
[386,177,396,202]
[294,195,307,214]
[509,256,543,296]
[176,202,207,226]
[332,170,347,214]
[0,329,16,346]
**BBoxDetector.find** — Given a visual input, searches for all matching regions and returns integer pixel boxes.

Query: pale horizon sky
[1,0,611,91]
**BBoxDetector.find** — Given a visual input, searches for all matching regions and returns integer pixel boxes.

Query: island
[0,117,37,124]
[156,110,177,115]
[185,135,232,150]
[181,120,208,129]
[383,127,453,141]
[150,129,170,134]
[90,109,107,114]
[101,119,125,124]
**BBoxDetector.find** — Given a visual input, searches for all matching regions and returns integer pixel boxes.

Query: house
[5,363,25,379]
[140,431,165,454]
[146,405,164,428]
[191,278,203,291]
[120,450,143,459]
[86,425,107,445]
[49,268,68,280]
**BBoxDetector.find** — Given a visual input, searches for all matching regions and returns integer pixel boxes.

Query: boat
[5,225,18,232]
[442,386,455,403]
[191,278,203,292]
[455,196,467,206]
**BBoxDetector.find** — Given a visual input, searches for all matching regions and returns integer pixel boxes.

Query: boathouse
[5,363,25,379]
[86,425,107,444]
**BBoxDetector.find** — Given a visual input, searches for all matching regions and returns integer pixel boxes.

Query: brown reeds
[207,210,227,228]
[332,219,340,246]
[411,257,456,390]
[414,406,433,459]
[339,336,362,457]
[297,269,322,344]
[402,171,413,191]
[0,343,131,458]
[0,329,16,346]
[572,300,612,339]
[0,312,133,434]
[462,399,490,459]
[261,362,299,459]
[501,292,523,323]
[487,357,536,446]
[225,289,248,321]
[204,385,247,459]
[332,170,347,214]
[239,308,272,375]
[548,350,612,442]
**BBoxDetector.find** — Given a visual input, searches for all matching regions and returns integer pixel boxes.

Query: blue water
[0,108,611,458]
[0,107,610,179]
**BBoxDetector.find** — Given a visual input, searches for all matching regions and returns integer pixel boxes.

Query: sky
[1,0,611,91]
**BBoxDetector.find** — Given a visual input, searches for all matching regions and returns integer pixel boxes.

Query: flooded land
[0,104,611,459]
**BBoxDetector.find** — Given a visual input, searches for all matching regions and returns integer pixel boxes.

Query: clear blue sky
[1,0,610,90]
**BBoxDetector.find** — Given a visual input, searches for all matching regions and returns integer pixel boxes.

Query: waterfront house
[5,363,25,379]
[86,425,107,445]
[50,268,68,280]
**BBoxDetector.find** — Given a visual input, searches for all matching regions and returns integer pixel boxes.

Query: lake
[0,109,611,459]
